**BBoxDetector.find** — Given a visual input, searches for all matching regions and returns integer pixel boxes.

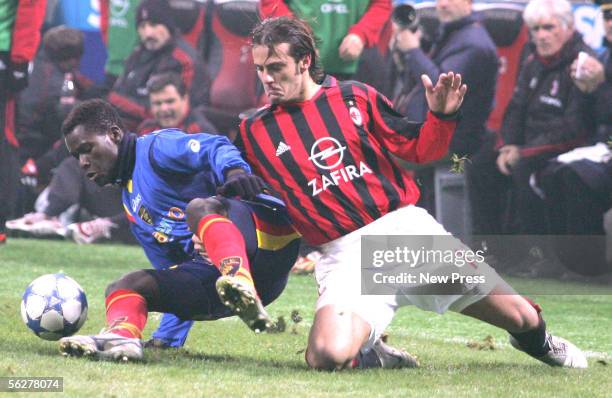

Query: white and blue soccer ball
[21,273,88,341]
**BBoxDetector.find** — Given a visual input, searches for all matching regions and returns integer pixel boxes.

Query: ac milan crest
[349,106,362,126]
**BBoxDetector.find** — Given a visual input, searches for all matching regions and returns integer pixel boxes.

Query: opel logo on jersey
[110,0,130,17]
[307,137,372,197]
[308,137,346,170]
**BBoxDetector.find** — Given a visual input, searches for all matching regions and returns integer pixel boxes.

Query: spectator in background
[467,0,595,271]
[392,0,498,158]
[108,0,211,132]
[16,26,90,197]
[387,0,498,215]
[7,73,219,246]
[260,0,391,79]
[533,0,612,277]
[0,0,46,245]
[99,0,142,91]
[5,156,133,245]
[137,72,216,136]
[195,0,262,140]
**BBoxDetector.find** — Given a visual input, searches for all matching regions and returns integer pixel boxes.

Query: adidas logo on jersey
[275,141,291,156]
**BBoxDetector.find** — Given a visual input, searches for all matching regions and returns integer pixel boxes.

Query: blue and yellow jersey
[122,129,250,269]
[248,195,301,253]
[239,196,301,280]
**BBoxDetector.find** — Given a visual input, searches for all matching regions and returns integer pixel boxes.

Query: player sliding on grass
[57,99,300,361]
[223,16,589,370]
[58,100,409,367]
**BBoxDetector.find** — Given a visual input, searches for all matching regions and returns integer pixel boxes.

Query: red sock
[196,214,253,284]
[105,289,147,339]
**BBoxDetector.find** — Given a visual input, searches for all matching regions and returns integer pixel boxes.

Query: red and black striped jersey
[238,76,457,245]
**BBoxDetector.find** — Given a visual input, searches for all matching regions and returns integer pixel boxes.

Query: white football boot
[509,333,588,368]
[354,339,420,369]
[215,275,272,333]
[6,212,66,237]
[59,333,143,362]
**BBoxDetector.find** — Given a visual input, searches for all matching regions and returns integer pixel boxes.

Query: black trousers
[539,163,610,235]
[0,95,20,232]
[466,134,553,236]
[538,162,611,275]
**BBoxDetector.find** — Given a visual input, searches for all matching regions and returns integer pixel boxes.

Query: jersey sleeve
[150,130,251,182]
[10,0,46,64]
[259,0,293,18]
[347,0,391,47]
[365,85,456,163]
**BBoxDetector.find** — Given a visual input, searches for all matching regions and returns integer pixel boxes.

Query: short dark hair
[146,72,187,97]
[43,25,84,62]
[251,17,324,83]
[62,99,125,136]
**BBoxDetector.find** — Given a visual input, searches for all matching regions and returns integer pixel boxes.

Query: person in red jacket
[0,0,46,244]
[260,0,390,79]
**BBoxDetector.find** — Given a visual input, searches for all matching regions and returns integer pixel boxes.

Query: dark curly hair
[62,99,125,136]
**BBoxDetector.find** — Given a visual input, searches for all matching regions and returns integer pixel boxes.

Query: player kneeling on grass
[57,99,299,361]
[227,16,590,370]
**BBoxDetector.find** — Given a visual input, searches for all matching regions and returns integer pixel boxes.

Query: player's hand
[339,33,365,61]
[423,72,467,115]
[218,170,266,199]
[392,22,421,52]
[571,54,605,93]
[192,234,211,263]
[496,145,520,175]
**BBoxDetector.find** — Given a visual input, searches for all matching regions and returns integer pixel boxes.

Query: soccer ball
[21,273,88,341]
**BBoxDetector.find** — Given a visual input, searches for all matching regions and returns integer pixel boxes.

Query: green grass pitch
[1,238,611,397]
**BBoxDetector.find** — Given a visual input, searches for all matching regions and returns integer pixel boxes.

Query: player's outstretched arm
[422,72,467,116]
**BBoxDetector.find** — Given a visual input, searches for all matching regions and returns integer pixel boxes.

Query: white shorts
[314,205,503,350]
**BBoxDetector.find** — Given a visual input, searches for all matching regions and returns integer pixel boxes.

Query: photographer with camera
[391,0,498,159]
[372,1,497,217]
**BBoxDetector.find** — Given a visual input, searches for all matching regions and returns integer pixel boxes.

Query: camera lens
[392,4,418,30]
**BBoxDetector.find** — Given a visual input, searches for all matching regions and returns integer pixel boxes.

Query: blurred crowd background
[1,0,610,280]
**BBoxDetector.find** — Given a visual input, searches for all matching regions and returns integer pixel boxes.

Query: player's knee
[185,196,228,231]
[306,337,356,370]
[105,270,158,302]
